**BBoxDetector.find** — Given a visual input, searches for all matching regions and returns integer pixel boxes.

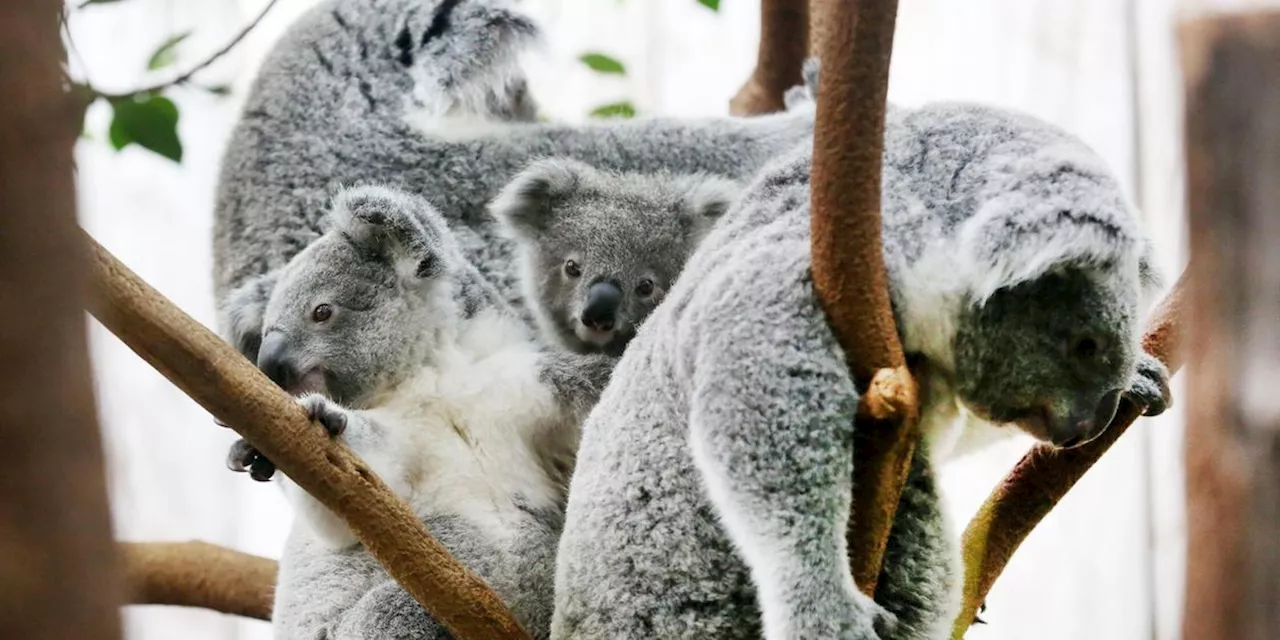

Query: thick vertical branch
[84,236,529,640]
[809,0,916,596]
[729,0,809,116]
[121,542,277,621]
[950,274,1187,637]
[0,1,124,638]
[1180,10,1280,640]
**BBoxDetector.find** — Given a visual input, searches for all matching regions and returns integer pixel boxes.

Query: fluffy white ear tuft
[328,185,448,281]
[488,157,598,237]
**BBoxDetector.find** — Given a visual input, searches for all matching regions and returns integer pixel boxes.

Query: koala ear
[329,186,446,280]
[679,175,739,236]
[220,270,280,362]
[958,146,1143,302]
[489,158,598,237]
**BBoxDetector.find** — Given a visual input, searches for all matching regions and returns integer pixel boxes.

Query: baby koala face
[222,185,491,407]
[951,267,1165,448]
[492,158,738,356]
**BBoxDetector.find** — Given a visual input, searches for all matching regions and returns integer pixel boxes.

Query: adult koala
[214,0,817,358]
[552,98,1171,639]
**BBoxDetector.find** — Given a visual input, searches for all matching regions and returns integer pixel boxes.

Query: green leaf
[696,0,720,11]
[108,94,183,162]
[203,84,233,97]
[589,101,636,119]
[147,31,192,71]
[579,53,626,76]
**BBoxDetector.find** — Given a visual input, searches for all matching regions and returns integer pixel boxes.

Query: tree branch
[729,0,809,116]
[121,542,277,621]
[0,0,123,636]
[950,269,1188,637]
[808,0,916,596]
[95,0,279,101]
[1179,9,1280,639]
[83,234,530,640]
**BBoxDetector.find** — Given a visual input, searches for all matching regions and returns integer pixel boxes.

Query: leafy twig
[96,0,279,101]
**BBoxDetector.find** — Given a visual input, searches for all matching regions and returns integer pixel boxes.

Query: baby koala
[222,185,614,639]
[490,158,739,356]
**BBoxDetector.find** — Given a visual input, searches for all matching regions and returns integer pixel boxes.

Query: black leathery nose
[256,331,299,391]
[581,281,623,331]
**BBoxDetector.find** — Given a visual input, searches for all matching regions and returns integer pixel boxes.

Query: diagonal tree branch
[121,541,277,621]
[950,269,1188,637]
[83,234,530,640]
[809,0,917,596]
[729,0,810,116]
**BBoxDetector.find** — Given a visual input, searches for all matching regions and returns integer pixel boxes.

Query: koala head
[951,267,1142,448]
[491,158,738,356]
[221,185,496,407]
[939,151,1164,448]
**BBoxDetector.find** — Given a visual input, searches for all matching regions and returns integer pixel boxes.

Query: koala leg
[685,246,894,640]
[872,442,960,640]
[279,394,410,550]
[323,579,451,640]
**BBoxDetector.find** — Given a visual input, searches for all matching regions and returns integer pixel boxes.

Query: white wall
[69,0,1190,638]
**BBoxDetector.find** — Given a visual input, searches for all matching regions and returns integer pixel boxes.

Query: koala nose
[1050,389,1124,448]
[256,331,300,391]
[581,281,623,332]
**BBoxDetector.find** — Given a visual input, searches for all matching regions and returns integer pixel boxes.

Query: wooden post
[1181,9,1280,639]
[0,1,125,637]
[729,0,810,116]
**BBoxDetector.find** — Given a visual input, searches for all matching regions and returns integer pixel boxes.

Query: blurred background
[67,0,1191,638]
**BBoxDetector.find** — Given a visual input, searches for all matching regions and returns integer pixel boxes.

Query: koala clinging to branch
[215,0,818,359]
[553,97,1171,640]
[226,185,614,639]
[489,158,740,356]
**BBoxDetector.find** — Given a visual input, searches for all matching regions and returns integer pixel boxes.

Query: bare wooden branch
[950,270,1188,637]
[83,235,529,640]
[1180,10,1280,640]
[808,0,915,596]
[729,0,809,116]
[0,1,124,637]
[121,542,276,621]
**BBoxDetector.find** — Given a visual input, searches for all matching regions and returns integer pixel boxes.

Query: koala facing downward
[490,158,739,356]
[553,102,1173,640]
[226,185,614,639]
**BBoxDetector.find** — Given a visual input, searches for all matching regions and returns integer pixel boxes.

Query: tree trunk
[0,1,125,638]
[1181,9,1280,640]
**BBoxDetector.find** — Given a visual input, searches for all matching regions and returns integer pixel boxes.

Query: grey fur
[229,185,614,639]
[553,101,1171,640]
[490,158,739,356]
[213,0,816,361]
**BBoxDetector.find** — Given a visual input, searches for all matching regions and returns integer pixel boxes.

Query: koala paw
[1125,353,1173,417]
[852,591,898,639]
[226,437,276,482]
[298,394,349,437]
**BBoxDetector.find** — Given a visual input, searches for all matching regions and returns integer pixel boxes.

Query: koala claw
[1125,353,1173,417]
[226,438,276,482]
[299,394,348,437]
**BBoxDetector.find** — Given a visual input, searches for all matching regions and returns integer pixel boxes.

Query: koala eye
[635,278,655,298]
[1072,336,1102,359]
[312,303,333,323]
[564,259,582,279]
